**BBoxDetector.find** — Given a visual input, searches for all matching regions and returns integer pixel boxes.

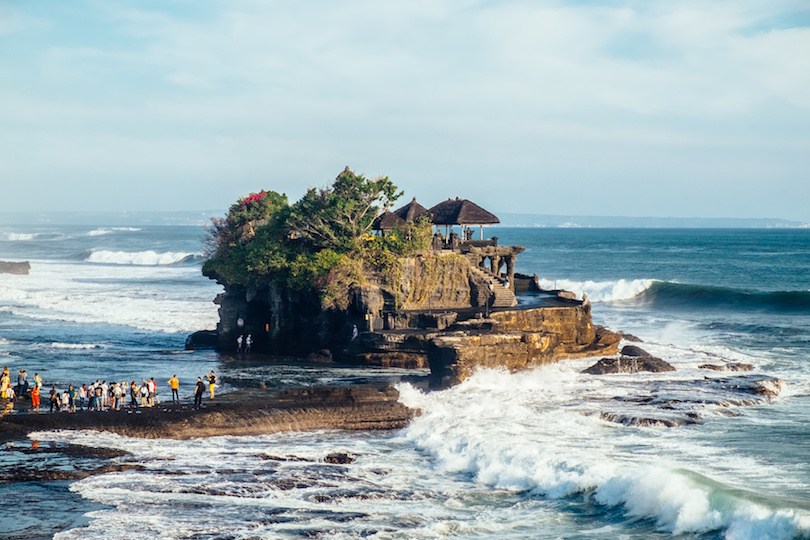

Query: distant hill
[495,213,808,229]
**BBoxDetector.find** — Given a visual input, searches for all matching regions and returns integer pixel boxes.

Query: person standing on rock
[30,384,40,412]
[49,385,59,413]
[168,374,180,404]
[194,377,205,409]
[236,334,243,353]
[129,380,139,408]
[245,334,252,353]
[207,370,217,400]
[0,367,10,398]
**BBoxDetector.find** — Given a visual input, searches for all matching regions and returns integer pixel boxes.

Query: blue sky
[1,0,809,221]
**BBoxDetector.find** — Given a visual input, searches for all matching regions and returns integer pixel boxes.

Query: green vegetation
[203,168,432,309]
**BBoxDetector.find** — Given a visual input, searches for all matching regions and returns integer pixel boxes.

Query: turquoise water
[1,222,808,539]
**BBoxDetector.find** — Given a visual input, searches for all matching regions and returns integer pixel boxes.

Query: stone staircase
[470,267,517,308]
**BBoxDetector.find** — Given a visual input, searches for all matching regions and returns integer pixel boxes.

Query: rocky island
[191,167,619,386]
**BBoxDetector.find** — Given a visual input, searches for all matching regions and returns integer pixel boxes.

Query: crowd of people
[0,367,219,413]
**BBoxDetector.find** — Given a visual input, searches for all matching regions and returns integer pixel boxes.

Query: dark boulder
[583,355,676,375]
[185,330,218,350]
[620,345,651,357]
[324,452,355,464]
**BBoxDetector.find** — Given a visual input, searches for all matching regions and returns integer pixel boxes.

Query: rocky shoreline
[0,384,414,442]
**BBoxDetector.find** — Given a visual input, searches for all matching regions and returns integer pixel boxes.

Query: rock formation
[205,249,620,384]
[583,346,676,375]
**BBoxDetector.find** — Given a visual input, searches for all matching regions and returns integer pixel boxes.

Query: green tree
[288,167,402,253]
[202,190,289,285]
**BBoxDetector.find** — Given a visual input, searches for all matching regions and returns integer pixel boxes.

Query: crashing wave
[50,342,102,350]
[397,368,809,540]
[4,232,37,241]
[535,277,654,302]
[85,250,200,266]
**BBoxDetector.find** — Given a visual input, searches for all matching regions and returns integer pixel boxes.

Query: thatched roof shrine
[371,210,405,231]
[392,198,429,222]
[428,197,500,226]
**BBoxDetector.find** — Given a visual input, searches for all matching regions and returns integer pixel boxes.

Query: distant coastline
[1,210,806,229]
[497,212,809,229]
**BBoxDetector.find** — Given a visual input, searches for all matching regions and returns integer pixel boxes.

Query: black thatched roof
[427,197,500,226]
[392,197,429,222]
[371,210,405,230]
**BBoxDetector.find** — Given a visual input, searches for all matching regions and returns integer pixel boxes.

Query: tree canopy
[202,168,430,308]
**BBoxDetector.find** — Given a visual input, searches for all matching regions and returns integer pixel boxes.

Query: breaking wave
[397,368,810,540]
[85,227,142,237]
[536,277,654,302]
[50,342,102,350]
[638,282,810,314]
[85,249,201,266]
[536,277,810,313]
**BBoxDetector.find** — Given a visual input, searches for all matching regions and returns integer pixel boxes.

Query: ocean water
[1,221,809,540]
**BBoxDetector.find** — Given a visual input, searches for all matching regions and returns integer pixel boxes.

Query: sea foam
[536,277,654,302]
[86,249,197,266]
[397,366,810,540]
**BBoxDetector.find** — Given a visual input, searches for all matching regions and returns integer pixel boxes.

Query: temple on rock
[372,196,522,312]
[197,189,620,386]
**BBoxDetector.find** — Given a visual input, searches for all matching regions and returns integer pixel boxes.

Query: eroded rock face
[427,307,621,384]
[0,261,30,275]
[583,355,676,375]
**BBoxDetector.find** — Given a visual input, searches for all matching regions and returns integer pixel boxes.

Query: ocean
[0,219,809,539]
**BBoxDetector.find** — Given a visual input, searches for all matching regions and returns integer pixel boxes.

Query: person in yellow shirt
[206,370,216,400]
[168,374,180,404]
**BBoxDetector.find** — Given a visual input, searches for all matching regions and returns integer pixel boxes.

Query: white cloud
[0,0,809,219]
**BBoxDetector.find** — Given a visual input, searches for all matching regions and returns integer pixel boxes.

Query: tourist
[5,384,15,402]
[236,334,243,352]
[148,377,157,406]
[111,382,121,410]
[78,384,87,410]
[60,390,70,412]
[129,381,139,408]
[30,384,40,412]
[101,380,109,408]
[49,385,59,413]
[87,382,96,411]
[0,367,10,398]
[93,384,103,411]
[16,369,28,397]
[139,381,149,407]
[33,372,42,389]
[168,374,179,404]
[207,370,217,400]
[351,325,358,341]
[194,377,205,409]
[68,385,76,412]
[245,334,252,353]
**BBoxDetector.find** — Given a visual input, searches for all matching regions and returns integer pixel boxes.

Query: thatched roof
[371,210,405,230]
[392,197,429,222]
[427,198,500,226]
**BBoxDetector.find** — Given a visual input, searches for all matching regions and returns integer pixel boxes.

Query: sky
[1,0,809,221]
